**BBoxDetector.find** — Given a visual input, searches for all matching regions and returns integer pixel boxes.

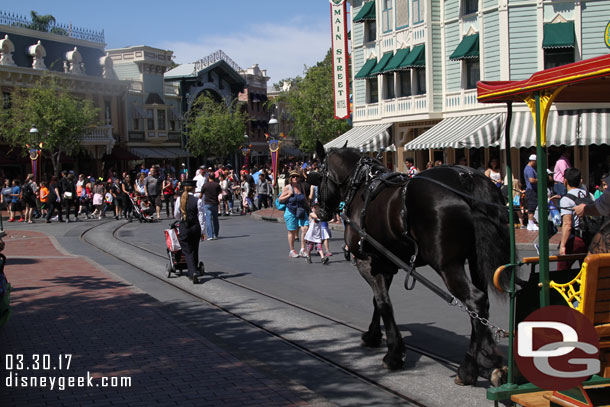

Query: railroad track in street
[80,219,465,407]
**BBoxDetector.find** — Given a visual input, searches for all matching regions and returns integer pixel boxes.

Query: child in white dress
[304,204,331,264]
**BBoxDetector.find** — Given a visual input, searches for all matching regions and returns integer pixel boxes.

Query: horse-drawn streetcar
[478,53,610,406]
[316,53,610,407]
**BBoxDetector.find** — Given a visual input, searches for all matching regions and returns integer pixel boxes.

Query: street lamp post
[27,125,43,183]
[240,133,252,170]
[266,114,283,201]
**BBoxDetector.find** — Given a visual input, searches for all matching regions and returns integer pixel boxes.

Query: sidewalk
[252,208,562,251]
[0,230,311,406]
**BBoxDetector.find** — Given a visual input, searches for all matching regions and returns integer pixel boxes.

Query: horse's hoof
[360,332,382,348]
[382,355,404,370]
[490,366,508,387]
[454,375,477,386]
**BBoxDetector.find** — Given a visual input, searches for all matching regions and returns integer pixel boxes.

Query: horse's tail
[470,174,511,294]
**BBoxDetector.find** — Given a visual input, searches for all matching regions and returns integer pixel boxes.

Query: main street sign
[330,0,350,119]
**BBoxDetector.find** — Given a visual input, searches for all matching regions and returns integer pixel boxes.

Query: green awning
[355,58,378,80]
[354,1,375,23]
[542,21,575,49]
[370,52,393,75]
[402,44,426,68]
[449,33,479,61]
[383,49,410,72]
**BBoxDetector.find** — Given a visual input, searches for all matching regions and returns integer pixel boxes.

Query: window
[146,109,154,130]
[157,109,166,131]
[396,0,409,29]
[366,20,377,42]
[415,69,426,95]
[133,118,140,131]
[399,71,412,97]
[544,48,574,69]
[384,74,395,99]
[412,0,423,24]
[465,60,480,89]
[382,0,393,33]
[463,0,478,15]
[368,78,379,103]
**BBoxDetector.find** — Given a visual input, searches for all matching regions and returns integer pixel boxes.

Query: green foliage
[276,49,351,152]
[0,76,99,175]
[29,11,56,32]
[185,95,247,159]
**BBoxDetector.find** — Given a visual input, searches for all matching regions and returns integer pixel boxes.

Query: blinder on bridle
[318,151,348,221]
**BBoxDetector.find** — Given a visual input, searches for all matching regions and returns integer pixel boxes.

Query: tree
[28,11,67,35]
[0,76,99,176]
[276,49,351,153]
[29,11,56,32]
[184,95,247,159]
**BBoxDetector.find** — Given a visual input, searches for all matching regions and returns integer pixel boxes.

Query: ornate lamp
[26,125,43,183]
[265,114,284,189]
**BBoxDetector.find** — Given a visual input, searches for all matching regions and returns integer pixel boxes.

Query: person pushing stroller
[173,180,206,283]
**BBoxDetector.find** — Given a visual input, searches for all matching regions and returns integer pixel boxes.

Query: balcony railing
[444,89,479,111]
[83,125,113,144]
[354,94,430,121]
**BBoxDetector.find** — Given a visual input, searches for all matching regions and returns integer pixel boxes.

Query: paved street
[0,213,541,406]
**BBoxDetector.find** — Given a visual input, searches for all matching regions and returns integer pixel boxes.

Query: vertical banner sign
[330,0,350,119]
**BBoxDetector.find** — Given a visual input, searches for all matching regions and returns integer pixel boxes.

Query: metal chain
[450,298,510,340]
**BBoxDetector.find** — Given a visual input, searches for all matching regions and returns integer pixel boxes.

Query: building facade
[0,11,127,177]
[328,0,610,186]
[107,45,187,165]
[238,64,270,159]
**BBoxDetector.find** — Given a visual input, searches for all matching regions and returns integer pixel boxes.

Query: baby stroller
[164,221,204,282]
[130,194,155,223]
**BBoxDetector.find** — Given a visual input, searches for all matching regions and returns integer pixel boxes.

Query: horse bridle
[320,152,378,217]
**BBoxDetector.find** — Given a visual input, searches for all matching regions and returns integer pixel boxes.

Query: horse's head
[315,140,361,221]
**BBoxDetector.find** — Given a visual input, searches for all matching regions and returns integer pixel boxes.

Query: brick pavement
[0,230,311,406]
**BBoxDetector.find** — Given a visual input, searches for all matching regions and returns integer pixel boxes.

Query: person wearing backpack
[22,174,38,224]
[557,168,596,271]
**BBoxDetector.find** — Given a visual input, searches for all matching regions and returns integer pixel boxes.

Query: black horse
[315,142,510,386]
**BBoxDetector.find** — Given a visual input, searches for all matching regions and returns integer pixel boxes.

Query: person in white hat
[524,154,538,231]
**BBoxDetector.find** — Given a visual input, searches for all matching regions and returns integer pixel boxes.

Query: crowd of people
[2,151,607,268]
[0,162,285,225]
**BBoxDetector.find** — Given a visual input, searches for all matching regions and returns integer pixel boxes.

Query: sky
[9,1,338,85]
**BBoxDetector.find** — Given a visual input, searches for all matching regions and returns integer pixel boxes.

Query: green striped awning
[354,58,378,80]
[577,110,610,146]
[370,52,393,75]
[404,114,503,150]
[449,34,479,61]
[503,110,579,148]
[542,22,575,49]
[402,44,426,68]
[354,1,376,23]
[383,49,410,72]
[324,123,393,152]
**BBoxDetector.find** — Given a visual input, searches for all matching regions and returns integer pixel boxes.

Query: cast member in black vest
[173,180,206,283]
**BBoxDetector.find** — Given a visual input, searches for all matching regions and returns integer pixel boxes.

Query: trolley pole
[535,93,551,307]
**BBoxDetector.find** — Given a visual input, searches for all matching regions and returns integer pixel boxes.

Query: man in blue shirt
[524,154,538,231]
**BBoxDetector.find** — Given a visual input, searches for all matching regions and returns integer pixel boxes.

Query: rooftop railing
[0,10,105,44]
